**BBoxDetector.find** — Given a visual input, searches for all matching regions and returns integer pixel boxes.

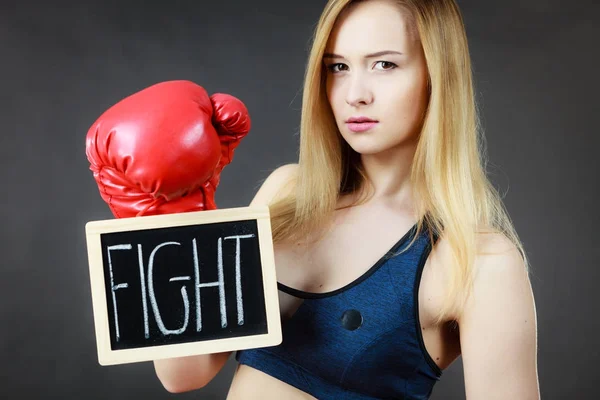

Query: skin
[155,1,540,398]
[324,0,429,193]
[229,2,460,398]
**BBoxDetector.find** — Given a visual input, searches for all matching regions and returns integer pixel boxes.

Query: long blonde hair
[268,0,530,324]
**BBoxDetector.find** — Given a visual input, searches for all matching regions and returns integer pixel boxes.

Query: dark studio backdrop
[1,0,598,399]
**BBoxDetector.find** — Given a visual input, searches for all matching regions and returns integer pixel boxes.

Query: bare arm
[459,234,540,399]
[153,163,298,393]
[153,352,232,393]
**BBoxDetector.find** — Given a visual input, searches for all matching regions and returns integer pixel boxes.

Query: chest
[277,206,418,289]
[273,211,449,331]
[258,219,444,396]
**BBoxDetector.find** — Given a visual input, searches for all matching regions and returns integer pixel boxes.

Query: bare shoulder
[250,163,298,206]
[421,230,531,321]
[475,229,523,260]
[428,231,527,289]
[458,231,540,399]
[468,231,530,297]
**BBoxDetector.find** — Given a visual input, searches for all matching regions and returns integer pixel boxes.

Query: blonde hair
[268,0,530,324]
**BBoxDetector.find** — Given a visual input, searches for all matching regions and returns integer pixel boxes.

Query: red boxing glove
[85,80,250,218]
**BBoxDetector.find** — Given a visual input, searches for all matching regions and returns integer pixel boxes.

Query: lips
[346,116,377,123]
[345,116,378,133]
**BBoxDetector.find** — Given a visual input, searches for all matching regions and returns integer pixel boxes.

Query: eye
[326,63,348,73]
[374,61,397,71]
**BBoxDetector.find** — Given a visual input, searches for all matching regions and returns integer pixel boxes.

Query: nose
[345,74,373,107]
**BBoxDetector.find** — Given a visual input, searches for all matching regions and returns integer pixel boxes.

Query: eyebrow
[323,50,403,59]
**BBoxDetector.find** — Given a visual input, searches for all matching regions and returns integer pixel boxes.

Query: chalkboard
[85,206,281,366]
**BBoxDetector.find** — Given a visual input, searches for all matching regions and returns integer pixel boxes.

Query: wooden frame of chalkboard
[85,206,282,366]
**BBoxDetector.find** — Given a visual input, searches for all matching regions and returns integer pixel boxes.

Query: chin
[346,142,389,156]
[344,131,416,155]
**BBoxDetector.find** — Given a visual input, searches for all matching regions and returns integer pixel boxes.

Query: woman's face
[324,0,429,156]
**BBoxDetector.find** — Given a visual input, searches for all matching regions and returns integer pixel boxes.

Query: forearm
[153,351,232,393]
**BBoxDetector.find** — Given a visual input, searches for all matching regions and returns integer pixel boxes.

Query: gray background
[1,0,598,398]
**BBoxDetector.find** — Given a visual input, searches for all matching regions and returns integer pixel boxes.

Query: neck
[357,139,418,206]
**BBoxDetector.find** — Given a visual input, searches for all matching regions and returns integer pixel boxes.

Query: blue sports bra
[236,222,442,399]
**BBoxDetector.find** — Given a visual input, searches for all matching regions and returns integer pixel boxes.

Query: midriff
[226,363,316,400]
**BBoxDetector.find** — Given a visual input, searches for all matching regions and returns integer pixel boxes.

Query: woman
[154,0,540,398]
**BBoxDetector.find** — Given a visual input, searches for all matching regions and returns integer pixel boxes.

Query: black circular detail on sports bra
[341,309,363,331]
